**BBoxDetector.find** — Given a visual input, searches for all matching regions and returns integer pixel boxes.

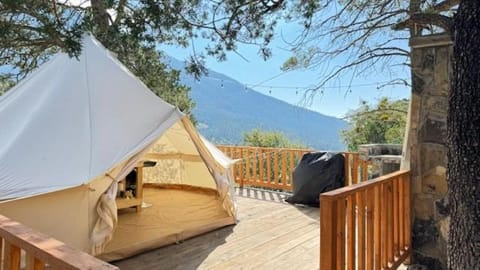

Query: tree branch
[392,12,453,33]
[433,0,459,12]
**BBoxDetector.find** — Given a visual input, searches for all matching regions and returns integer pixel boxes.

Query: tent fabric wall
[0,35,238,259]
[0,185,91,251]
[140,118,237,218]
[142,121,216,189]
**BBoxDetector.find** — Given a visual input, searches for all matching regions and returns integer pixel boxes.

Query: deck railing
[319,170,411,270]
[217,145,310,191]
[218,146,370,191]
[0,215,118,270]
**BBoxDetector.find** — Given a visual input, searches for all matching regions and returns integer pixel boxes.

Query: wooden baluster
[289,151,295,189]
[320,198,337,270]
[336,198,346,270]
[259,148,264,185]
[399,174,405,251]
[352,154,359,184]
[344,153,350,186]
[366,188,374,270]
[273,149,279,187]
[266,151,272,187]
[26,253,45,270]
[393,176,400,258]
[3,242,20,270]
[0,237,3,270]
[362,161,368,182]
[245,149,250,186]
[26,252,34,270]
[252,148,257,184]
[346,194,356,270]
[238,148,244,187]
[387,182,394,264]
[34,259,44,270]
[404,173,412,264]
[281,150,287,189]
[381,183,388,269]
[374,184,382,270]
[231,147,236,179]
[357,190,365,270]
[3,241,11,270]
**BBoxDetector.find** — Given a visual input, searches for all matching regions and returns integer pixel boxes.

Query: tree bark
[447,0,480,269]
[90,0,110,40]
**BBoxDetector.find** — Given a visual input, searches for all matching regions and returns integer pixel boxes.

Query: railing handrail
[217,145,313,152]
[0,215,118,270]
[321,170,410,199]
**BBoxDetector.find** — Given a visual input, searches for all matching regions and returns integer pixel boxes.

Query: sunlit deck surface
[114,187,320,270]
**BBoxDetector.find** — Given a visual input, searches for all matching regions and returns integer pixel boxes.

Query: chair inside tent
[98,119,238,261]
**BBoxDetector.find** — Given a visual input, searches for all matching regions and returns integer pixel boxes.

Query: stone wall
[402,34,452,269]
[358,144,402,177]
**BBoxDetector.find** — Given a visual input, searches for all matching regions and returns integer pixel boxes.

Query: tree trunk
[90,0,110,40]
[447,0,480,269]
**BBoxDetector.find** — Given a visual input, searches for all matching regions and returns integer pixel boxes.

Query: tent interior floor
[100,187,235,262]
[113,187,320,270]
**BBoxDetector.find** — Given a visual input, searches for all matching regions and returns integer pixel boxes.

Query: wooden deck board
[114,188,319,270]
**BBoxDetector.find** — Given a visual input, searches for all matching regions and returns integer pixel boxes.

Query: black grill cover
[285,152,345,207]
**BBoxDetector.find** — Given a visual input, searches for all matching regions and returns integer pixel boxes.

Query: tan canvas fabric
[0,185,91,251]
[99,187,235,261]
[142,120,216,189]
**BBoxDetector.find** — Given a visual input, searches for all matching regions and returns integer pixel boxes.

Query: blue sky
[163,22,411,118]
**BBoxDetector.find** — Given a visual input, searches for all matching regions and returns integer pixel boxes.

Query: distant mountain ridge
[166,57,348,151]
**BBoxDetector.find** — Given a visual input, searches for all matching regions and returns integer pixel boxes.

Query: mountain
[166,57,348,151]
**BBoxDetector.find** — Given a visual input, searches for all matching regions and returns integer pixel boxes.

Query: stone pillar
[404,34,452,269]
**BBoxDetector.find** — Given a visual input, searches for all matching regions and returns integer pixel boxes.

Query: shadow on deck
[114,187,320,270]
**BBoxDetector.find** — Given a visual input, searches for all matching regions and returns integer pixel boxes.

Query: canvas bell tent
[0,35,237,261]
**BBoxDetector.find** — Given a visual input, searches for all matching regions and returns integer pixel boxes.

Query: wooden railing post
[320,196,337,270]
[319,170,411,270]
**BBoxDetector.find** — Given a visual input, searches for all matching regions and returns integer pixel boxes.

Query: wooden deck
[114,188,320,270]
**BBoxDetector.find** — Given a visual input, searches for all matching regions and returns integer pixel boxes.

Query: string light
[188,74,406,96]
